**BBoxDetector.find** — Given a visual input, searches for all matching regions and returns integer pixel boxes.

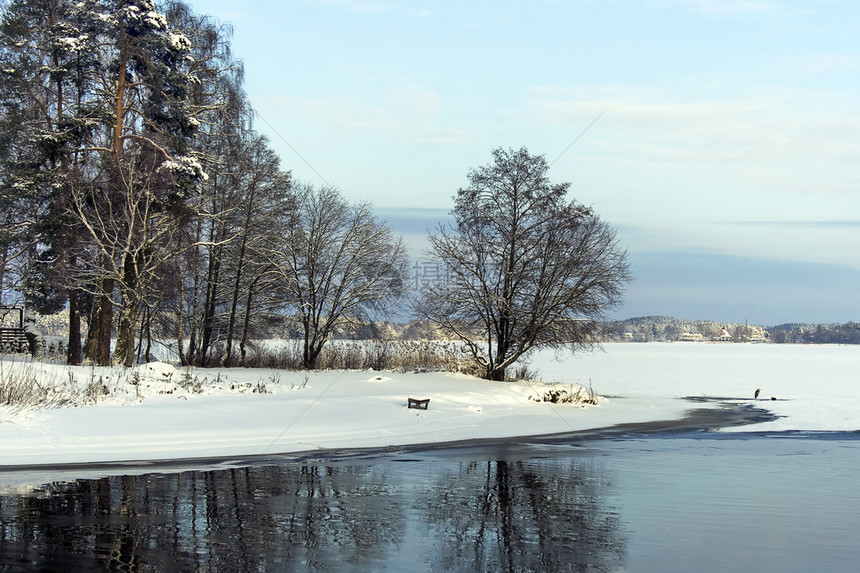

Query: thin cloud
[308,0,421,14]
[732,220,860,227]
[255,87,477,146]
[647,0,794,17]
[778,53,860,75]
[527,83,860,196]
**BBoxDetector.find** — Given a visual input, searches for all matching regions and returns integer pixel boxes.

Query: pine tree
[68,0,204,366]
[0,0,103,362]
[0,0,205,365]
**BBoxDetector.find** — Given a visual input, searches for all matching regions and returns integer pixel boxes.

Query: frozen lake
[534,342,860,434]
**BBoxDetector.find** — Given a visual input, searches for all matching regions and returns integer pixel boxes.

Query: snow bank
[0,367,653,468]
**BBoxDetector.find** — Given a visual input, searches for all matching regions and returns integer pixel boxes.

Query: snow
[160,155,208,181]
[167,31,191,53]
[0,343,857,475]
[56,35,90,52]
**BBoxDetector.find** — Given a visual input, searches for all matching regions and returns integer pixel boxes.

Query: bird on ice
[754,388,761,400]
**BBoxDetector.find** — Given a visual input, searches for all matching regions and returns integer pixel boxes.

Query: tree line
[0,1,630,379]
[768,323,860,345]
[0,0,407,369]
[607,316,860,344]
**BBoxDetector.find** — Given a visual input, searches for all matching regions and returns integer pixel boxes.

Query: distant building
[712,328,733,342]
[679,332,704,342]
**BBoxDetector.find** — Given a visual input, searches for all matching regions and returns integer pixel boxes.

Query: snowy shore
[1,342,857,474]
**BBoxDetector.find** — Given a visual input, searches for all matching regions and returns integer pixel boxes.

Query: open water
[0,429,858,572]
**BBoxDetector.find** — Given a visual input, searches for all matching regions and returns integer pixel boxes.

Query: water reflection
[0,456,625,572]
[423,460,624,571]
[5,435,858,572]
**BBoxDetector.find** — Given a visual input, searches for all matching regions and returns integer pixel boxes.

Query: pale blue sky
[188,0,860,324]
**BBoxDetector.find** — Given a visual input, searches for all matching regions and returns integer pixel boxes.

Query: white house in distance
[712,328,733,342]
[678,332,704,342]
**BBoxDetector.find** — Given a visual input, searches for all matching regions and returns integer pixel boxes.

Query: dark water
[1,432,858,572]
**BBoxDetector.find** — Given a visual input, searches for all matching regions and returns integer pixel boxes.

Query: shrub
[531,383,599,405]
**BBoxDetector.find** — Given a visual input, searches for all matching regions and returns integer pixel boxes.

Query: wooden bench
[407,398,430,410]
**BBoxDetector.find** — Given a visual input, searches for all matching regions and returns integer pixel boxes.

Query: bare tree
[69,155,197,366]
[168,2,249,367]
[218,134,292,366]
[270,184,408,369]
[416,147,631,381]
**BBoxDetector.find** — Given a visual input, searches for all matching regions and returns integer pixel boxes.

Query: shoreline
[0,399,777,476]
[2,343,858,491]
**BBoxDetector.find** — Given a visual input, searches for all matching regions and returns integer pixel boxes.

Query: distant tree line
[767,323,860,344]
[604,316,757,342]
[606,316,860,344]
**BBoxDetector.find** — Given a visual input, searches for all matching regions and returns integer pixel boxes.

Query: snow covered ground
[0,342,857,473]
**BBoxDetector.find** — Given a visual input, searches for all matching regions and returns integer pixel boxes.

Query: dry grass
[241,339,473,373]
[197,340,549,383]
[0,359,118,412]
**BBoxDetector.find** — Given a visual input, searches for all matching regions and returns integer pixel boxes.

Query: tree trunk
[304,343,323,370]
[199,242,221,366]
[0,244,6,303]
[67,288,82,365]
[200,279,216,366]
[175,259,188,366]
[221,242,245,366]
[97,280,113,366]
[113,299,138,367]
[223,195,255,366]
[302,319,323,369]
[487,366,506,381]
[84,277,114,366]
[303,321,312,368]
[113,252,141,367]
[142,306,153,363]
[239,274,262,366]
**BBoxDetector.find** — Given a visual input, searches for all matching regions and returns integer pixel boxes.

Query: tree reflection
[421,459,626,572]
[0,454,626,571]
[0,465,407,571]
